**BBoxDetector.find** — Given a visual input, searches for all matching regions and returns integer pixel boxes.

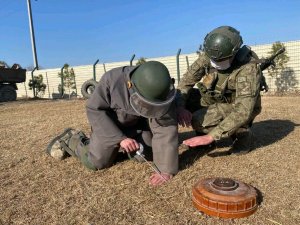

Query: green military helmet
[203,26,243,62]
[130,61,176,118]
[131,61,172,102]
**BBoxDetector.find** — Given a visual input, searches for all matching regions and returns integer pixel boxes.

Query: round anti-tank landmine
[192,178,258,219]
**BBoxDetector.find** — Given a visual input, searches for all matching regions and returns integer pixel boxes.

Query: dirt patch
[0,97,299,225]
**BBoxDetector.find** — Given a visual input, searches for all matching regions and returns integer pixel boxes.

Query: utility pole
[27,0,39,69]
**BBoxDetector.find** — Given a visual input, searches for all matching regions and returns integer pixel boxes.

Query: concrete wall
[251,40,300,92]
[18,40,300,98]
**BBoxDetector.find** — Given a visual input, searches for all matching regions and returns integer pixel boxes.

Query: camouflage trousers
[190,104,256,135]
[186,88,261,136]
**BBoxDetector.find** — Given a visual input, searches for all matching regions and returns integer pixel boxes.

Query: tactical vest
[197,45,260,107]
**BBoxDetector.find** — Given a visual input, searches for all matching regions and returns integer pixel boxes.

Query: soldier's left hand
[183,134,214,147]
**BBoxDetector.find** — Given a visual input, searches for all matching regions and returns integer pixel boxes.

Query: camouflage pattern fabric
[177,52,262,140]
[176,54,210,108]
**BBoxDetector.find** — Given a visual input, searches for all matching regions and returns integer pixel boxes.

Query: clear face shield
[129,83,176,118]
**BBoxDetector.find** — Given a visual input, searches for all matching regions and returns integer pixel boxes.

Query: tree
[267,42,298,93]
[28,74,47,97]
[267,42,289,77]
[58,63,77,98]
[136,57,147,66]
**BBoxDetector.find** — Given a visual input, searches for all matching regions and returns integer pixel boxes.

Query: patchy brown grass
[0,96,299,225]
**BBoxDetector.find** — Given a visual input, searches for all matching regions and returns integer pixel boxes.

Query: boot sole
[46,128,74,156]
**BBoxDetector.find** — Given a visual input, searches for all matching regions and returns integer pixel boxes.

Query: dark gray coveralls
[84,66,178,175]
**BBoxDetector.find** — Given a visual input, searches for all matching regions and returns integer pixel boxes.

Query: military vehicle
[0,63,26,102]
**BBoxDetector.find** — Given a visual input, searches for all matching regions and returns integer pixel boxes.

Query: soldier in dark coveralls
[176,26,262,154]
[47,61,178,186]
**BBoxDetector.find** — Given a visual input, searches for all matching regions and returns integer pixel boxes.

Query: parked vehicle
[0,63,26,102]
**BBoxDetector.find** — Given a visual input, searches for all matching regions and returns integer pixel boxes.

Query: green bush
[28,74,47,97]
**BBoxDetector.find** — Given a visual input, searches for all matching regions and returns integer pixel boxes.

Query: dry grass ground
[0,96,299,225]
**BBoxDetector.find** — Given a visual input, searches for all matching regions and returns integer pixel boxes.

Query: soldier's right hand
[177,107,192,127]
[120,138,140,153]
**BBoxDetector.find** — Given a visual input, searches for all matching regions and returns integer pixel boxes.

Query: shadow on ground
[252,119,298,148]
[178,119,297,171]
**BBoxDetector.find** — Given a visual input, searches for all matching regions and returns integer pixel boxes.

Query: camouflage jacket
[176,50,261,140]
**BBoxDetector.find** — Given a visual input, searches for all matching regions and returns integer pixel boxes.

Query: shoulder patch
[236,76,252,97]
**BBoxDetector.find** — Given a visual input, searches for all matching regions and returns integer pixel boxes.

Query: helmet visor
[130,84,176,118]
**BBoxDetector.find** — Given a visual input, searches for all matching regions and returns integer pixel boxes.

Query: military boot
[230,128,254,155]
[46,128,77,160]
[47,128,96,170]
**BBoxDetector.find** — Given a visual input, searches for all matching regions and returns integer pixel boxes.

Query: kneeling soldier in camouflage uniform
[177,26,262,154]
[47,61,178,186]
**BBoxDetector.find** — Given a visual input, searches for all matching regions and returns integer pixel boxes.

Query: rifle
[259,47,286,92]
[260,47,286,71]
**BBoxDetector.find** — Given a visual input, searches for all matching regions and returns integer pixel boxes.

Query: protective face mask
[210,58,231,70]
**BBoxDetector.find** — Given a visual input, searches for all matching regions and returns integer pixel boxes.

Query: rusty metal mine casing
[192,178,258,219]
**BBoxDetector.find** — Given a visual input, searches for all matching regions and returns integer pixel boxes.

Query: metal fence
[18,40,300,99]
